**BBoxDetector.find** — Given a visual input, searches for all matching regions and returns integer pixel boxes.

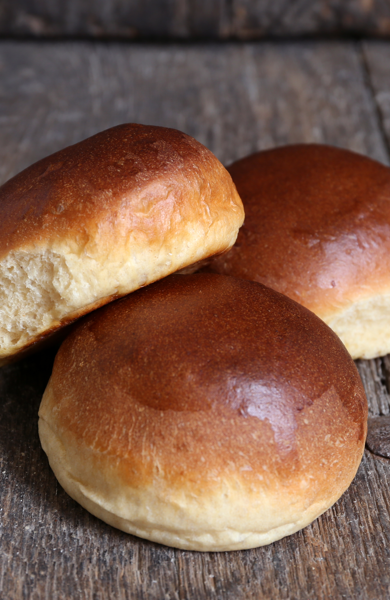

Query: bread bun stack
[1,127,370,551]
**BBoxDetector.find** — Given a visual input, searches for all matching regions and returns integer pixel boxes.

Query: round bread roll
[209,144,390,359]
[39,273,367,552]
[0,124,243,365]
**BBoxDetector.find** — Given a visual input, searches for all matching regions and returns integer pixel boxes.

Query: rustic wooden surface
[1,40,390,599]
[363,41,390,152]
[367,416,390,457]
[2,1,390,39]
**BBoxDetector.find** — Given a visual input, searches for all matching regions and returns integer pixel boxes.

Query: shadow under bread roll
[39,273,367,552]
[208,144,390,359]
[0,124,244,365]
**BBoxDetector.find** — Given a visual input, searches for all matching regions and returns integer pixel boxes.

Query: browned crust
[0,124,241,258]
[209,144,390,317]
[0,124,244,363]
[42,274,367,499]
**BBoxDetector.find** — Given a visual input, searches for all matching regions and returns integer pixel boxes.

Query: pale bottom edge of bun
[321,291,390,360]
[38,417,349,552]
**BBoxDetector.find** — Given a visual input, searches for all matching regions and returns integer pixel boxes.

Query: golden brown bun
[0,124,244,364]
[208,144,390,359]
[39,273,367,551]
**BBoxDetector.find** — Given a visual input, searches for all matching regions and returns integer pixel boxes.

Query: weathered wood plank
[1,40,390,600]
[2,1,390,38]
[356,359,390,416]
[231,0,390,39]
[0,0,189,38]
[362,41,390,154]
[367,416,390,457]
[0,40,387,188]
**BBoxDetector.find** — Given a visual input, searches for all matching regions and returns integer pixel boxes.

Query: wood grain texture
[363,41,390,154]
[0,40,388,187]
[2,0,390,38]
[231,0,390,39]
[367,416,390,457]
[1,40,390,599]
[0,0,228,38]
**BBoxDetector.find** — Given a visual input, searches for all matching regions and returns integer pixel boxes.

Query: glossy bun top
[209,144,390,358]
[39,273,367,551]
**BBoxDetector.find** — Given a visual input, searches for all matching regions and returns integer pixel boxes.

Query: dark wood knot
[366,416,390,459]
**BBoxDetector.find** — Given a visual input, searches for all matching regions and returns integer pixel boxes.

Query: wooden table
[1,40,390,599]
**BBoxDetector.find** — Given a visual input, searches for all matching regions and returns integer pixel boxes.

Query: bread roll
[209,144,390,359]
[39,273,367,551]
[0,124,243,364]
